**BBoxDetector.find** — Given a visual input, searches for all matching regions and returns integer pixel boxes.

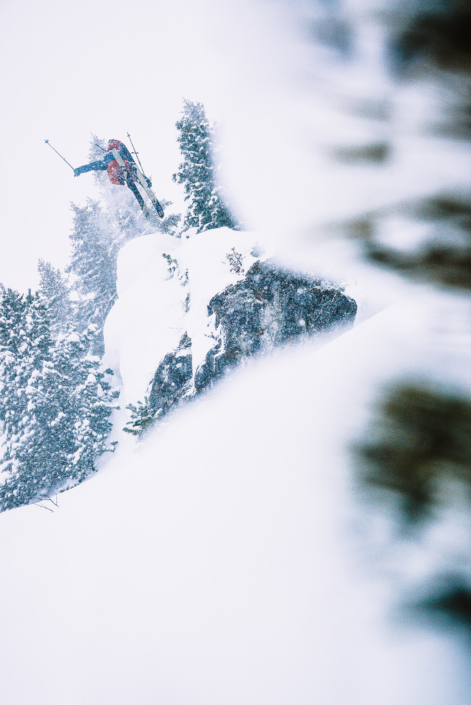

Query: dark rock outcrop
[148,260,356,420]
[148,333,193,418]
[195,260,357,389]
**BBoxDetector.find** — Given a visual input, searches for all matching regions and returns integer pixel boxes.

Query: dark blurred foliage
[350,196,471,290]
[398,574,471,644]
[395,0,471,75]
[418,578,471,631]
[302,0,471,637]
[355,382,471,634]
[339,1,471,288]
[359,0,471,540]
[356,383,471,522]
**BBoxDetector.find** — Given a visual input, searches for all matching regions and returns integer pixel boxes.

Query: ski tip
[154,201,165,218]
[44,139,49,143]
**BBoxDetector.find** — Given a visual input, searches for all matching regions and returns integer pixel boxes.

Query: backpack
[106,140,132,185]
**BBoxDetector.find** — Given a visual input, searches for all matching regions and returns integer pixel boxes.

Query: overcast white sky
[0,0,260,291]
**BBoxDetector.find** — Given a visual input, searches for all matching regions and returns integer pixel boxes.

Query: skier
[74,139,164,219]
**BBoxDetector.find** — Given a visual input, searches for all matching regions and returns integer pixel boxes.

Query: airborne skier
[74,139,164,219]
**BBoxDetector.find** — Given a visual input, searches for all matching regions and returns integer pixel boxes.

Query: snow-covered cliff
[104,227,357,422]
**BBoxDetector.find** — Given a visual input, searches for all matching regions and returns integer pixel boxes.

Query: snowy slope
[0,295,470,705]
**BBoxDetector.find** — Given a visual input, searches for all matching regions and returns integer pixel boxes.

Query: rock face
[148,333,193,420]
[148,260,356,418]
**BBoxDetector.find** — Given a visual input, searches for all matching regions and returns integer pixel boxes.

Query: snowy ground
[0,293,470,704]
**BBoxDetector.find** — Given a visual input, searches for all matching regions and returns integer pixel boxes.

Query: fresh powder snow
[0,290,470,704]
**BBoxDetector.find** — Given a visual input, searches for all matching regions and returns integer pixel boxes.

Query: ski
[133,169,165,219]
[126,179,151,219]
[111,149,164,220]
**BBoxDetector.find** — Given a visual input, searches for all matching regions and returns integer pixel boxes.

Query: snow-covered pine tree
[173,100,239,233]
[38,259,72,335]
[67,199,117,354]
[0,288,119,511]
[68,136,181,353]
[123,397,156,436]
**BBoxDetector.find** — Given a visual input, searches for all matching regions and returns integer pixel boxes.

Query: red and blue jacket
[74,140,138,185]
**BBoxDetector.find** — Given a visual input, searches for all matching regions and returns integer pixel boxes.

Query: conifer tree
[0,289,119,511]
[38,259,72,335]
[173,100,239,233]
[68,137,181,352]
[67,199,117,354]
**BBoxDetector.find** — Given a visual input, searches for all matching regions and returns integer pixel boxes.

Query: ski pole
[44,140,75,172]
[90,133,106,152]
[126,132,146,174]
